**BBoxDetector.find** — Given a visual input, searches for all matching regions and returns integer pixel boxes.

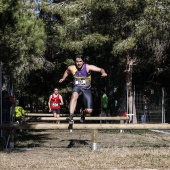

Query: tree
[0,0,47,79]
[1,0,169,117]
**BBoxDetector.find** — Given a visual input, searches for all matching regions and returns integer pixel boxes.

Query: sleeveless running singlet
[72,64,91,89]
[50,94,60,109]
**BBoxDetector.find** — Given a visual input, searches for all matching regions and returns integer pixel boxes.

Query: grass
[0,129,170,170]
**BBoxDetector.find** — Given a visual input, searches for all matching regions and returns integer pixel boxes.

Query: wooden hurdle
[25,116,129,121]
[1,123,170,130]
[24,116,129,138]
[25,113,91,117]
[1,123,170,151]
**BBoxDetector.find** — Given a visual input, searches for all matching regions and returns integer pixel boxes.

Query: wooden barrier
[25,113,90,117]
[0,123,170,130]
[25,116,129,121]
[25,113,59,117]
[1,123,170,151]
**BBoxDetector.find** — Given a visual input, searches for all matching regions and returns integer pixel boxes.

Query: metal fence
[118,87,170,123]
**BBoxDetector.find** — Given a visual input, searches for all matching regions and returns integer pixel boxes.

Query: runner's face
[54,89,58,94]
[75,58,84,69]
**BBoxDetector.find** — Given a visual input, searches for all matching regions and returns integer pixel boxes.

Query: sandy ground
[0,128,170,170]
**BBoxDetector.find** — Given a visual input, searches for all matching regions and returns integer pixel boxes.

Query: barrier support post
[10,128,15,149]
[68,121,74,133]
[91,129,98,151]
[120,119,124,133]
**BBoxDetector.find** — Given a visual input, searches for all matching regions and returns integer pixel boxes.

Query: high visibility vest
[14,106,25,118]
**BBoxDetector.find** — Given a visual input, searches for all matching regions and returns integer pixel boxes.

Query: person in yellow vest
[14,100,25,124]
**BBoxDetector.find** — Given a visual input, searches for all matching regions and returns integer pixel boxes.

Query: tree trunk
[126,54,137,124]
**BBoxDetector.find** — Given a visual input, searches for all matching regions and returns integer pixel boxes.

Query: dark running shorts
[52,109,60,114]
[72,86,93,109]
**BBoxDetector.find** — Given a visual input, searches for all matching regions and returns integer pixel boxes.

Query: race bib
[75,79,86,85]
[53,103,58,107]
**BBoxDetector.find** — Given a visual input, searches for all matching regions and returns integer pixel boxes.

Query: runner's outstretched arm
[59,66,72,83]
[87,65,107,77]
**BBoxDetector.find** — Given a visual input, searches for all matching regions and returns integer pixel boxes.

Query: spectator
[100,89,108,123]
[14,100,25,124]
[14,100,25,133]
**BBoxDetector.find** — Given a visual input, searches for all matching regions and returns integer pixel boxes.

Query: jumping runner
[59,54,107,122]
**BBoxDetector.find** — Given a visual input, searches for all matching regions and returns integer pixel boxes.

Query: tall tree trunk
[126,54,137,123]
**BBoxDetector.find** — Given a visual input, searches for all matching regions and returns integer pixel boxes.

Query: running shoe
[66,115,74,122]
[80,114,85,123]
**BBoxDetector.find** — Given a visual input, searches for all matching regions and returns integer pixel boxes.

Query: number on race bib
[75,79,86,85]
[53,103,58,106]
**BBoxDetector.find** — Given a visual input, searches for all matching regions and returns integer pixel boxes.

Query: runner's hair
[74,54,85,62]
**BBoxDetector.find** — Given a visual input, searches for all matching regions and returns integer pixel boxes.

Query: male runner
[59,54,107,122]
[48,88,64,124]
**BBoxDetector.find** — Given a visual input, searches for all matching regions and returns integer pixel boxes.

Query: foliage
[1,0,170,108]
[0,0,47,77]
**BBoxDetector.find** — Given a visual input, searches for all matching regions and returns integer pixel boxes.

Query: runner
[59,54,107,122]
[48,88,64,124]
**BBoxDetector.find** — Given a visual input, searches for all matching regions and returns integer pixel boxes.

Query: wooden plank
[0,123,170,130]
[25,113,90,117]
[25,113,59,117]
[26,116,129,121]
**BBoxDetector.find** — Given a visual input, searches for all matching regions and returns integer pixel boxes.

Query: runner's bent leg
[67,92,79,121]
[80,89,93,122]
[70,92,79,114]
[83,89,93,114]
